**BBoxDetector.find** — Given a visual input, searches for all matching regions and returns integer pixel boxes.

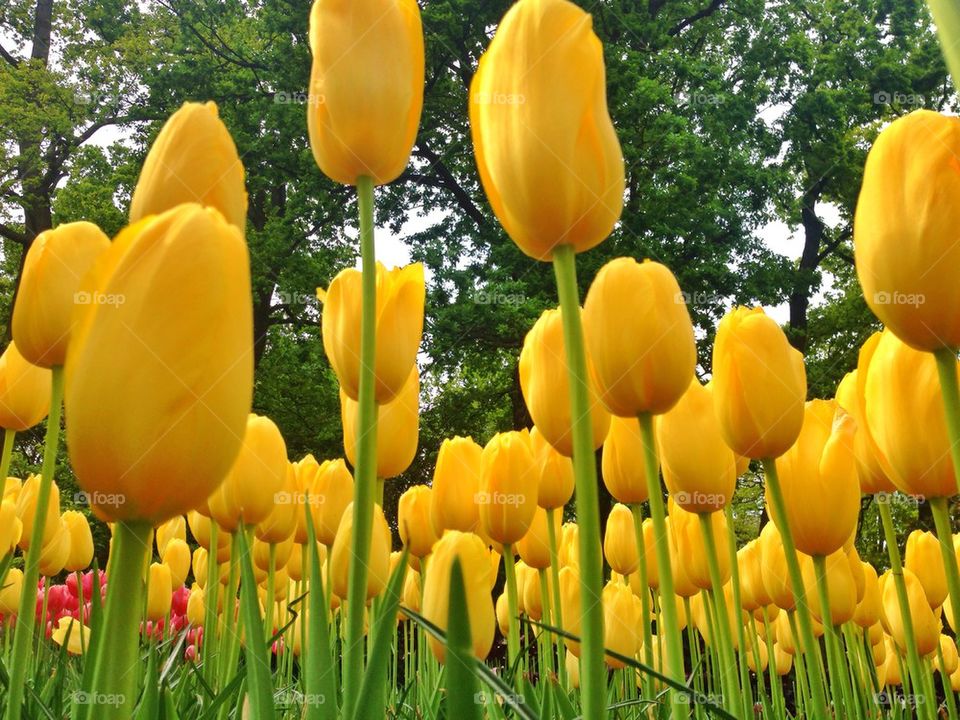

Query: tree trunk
[787,181,824,353]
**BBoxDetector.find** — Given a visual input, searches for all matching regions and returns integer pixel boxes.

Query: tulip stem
[502,545,522,671]
[930,498,960,634]
[0,428,14,481]
[935,348,960,497]
[722,503,754,717]
[82,520,152,720]
[760,458,829,720]
[236,525,276,720]
[4,365,63,720]
[927,0,960,93]
[202,521,220,684]
[551,244,604,720]
[545,508,567,687]
[637,412,687,720]
[629,503,654,702]
[876,495,935,720]
[342,174,380,720]
[811,555,849,716]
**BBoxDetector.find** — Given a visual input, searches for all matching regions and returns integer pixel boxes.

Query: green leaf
[441,559,482,720]
[134,644,160,720]
[303,493,339,720]
[236,526,277,720]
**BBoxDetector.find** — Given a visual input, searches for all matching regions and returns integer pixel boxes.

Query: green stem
[637,412,687,720]
[761,458,829,720]
[877,495,934,720]
[811,555,848,715]
[265,543,276,640]
[502,545,521,670]
[697,512,741,718]
[202,521,220,684]
[930,497,960,634]
[82,521,152,720]
[940,641,960,720]
[0,428,14,481]
[342,174,380,720]
[237,526,276,719]
[545,508,567,687]
[551,244,605,720]
[926,0,960,94]
[935,348,960,497]
[4,366,63,720]
[722,504,754,718]
[629,503,654,702]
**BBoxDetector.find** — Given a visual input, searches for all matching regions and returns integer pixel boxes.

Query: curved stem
[761,458,829,719]
[930,498,960,635]
[551,244,605,720]
[341,175,380,720]
[4,366,63,720]
[637,412,687,720]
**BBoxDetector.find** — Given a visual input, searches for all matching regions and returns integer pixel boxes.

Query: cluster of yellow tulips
[2,0,960,718]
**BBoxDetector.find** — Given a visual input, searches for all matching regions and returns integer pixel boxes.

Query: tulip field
[3,0,960,719]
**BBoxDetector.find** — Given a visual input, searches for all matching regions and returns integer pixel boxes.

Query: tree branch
[668,0,726,36]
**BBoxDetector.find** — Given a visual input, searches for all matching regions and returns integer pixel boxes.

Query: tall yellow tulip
[478,430,539,546]
[62,510,93,572]
[319,262,424,403]
[398,485,438,559]
[330,501,391,601]
[307,0,424,186]
[601,416,650,504]
[530,427,574,510]
[882,567,940,657]
[306,458,354,548]
[129,102,247,233]
[430,436,483,535]
[583,258,696,417]
[517,506,557,571]
[0,342,50,431]
[64,204,252,523]
[905,530,948,608]
[469,0,624,259]
[603,504,639,576]
[342,368,419,478]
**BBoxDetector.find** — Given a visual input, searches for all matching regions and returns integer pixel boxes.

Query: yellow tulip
[657,380,737,511]
[16,475,59,550]
[342,368,418,478]
[147,562,173,622]
[186,585,206,626]
[62,510,93,572]
[0,499,22,555]
[601,416,650,505]
[519,308,610,456]
[330,502,391,601]
[603,504,639,576]
[0,568,22,614]
[208,414,288,531]
[882,567,940,657]
[292,455,323,543]
[583,258,696,416]
[38,518,70,577]
[422,530,495,662]
[559,565,582,657]
[854,110,960,351]
[156,515,186,556]
[129,102,247,232]
[287,543,304,583]
[772,400,859,557]
[603,581,643,668]
[255,464,297,545]
[773,644,793,675]
[738,540,772,611]
[523,566,546,621]
[398,485,438,559]
[162,538,191,588]
[865,329,958,498]
[517,506,559,571]
[305,458,354,547]
[307,0,423,186]
[711,307,806,459]
[0,342,50,431]
[478,430,539,546]
[801,550,856,626]
[430,436,483,535]
[51,617,90,656]
[469,0,624,260]
[759,522,795,611]
[319,262,424,404]
[905,530,948,608]
[854,562,882,629]
[530,427,574,510]
[400,568,421,620]
[12,222,111,367]
[558,522,580,570]
[64,204,253,523]
[186,511,231,562]
[495,592,510,638]
[192,547,229,589]
[670,504,730,591]
[566,649,581,689]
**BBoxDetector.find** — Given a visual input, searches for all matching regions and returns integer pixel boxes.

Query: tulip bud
[854,562,882,629]
[187,584,206,626]
[469,0,624,259]
[62,510,93,572]
[208,414,288,531]
[0,499,22,555]
[287,543,304,583]
[517,506,558,571]
[342,368,419,478]
[307,0,423,186]
[772,400,860,556]
[400,568,421,620]
[601,416,651,505]
[558,522,580,570]
[51,617,90,656]
[530,427,574,510]
[16,475,59,550]
[0,568,23,614]
[738,540,769,611]
[495,592,510,638]
[38,518,70,577]
[905,530,948,608]
[478,430,538,546]
[773,643,793,675]
[759,522,795,611]
[162,538,191,588]
[801,550,856,626]
[882,567,940,657]
[156,516,186,556]
[187,511,231,562]
[0,342,51,431]
[519,308,610,456]
[147,562,173,622]
[130,102,247,232]
[398,485,438,559]
[657,380,737,511]
[64,204,253,523]
[583,259,696,416]
[559,565,582,657]
[603,504,639,576]
[430,436,483,535]
[712,307,806,459]
[603,581,643,668]
[12,222,111,367]
[670,504,730,591]
[865,330,958,498]
[306,459,354,547]
[330,502,391,601]
[422,530,495,662]
[319,263,424,404]
[255,464,297,545]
